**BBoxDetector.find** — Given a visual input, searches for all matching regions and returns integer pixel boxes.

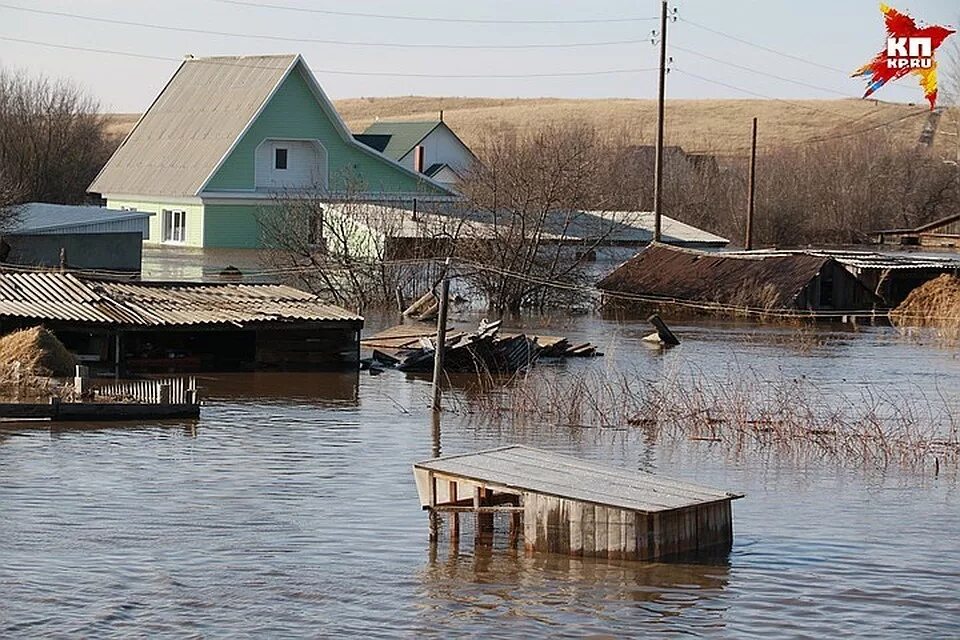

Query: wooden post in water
[430,259,451,412]
[745,117,758,251]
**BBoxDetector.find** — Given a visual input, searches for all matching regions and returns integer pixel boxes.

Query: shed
[414,445,743,560]
[874,213,960,248]
[598,243,883,314]
[0,272,363,372]
[1,203,151,273]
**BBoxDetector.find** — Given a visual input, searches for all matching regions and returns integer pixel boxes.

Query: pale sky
[0,0,956,112]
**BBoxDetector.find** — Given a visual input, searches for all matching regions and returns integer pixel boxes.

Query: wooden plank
[523,493,537,553]
[607,508,621,560]
[582,503,596,557]
[623,510,637,560]
[545,496,561,553]
[569,500,583,556]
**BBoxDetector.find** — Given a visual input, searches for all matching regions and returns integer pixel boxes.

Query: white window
[275,147,288,170]
[162,209,186,243]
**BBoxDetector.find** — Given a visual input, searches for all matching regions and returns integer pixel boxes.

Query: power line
[678,16,916,95]
[0,2,650,50]
[0,35,657,79]
[671,44,852,98]
[211,0,658,25]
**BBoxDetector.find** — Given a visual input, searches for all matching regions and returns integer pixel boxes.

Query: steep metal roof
[6,203,151,235]
[89,55,299,198]
[415,445,742,513]
[358,121,440,161]
[0,272,361,326]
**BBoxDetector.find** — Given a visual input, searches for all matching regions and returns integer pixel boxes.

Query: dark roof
[353,133,391,153]
[423,162,457,178]
[359,121,441,160]
[597,243,833,307]
[874,213,960,236]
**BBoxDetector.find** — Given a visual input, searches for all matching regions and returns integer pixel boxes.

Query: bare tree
[457,122,631,314]
[0,68,113,205]
[258,182,462,310]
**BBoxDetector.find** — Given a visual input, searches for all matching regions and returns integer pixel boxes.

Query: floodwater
[2,315,960,638]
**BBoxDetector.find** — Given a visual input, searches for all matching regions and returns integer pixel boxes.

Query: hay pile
[0,326,77,380]
[891,275,960,339]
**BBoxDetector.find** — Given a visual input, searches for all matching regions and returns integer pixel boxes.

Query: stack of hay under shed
[891,275,960,340]
[0,326,76,381]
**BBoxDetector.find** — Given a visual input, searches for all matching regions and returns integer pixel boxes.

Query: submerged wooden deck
[414,445,743,560]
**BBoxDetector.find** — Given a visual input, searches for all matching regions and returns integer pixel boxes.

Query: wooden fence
[95,377,198,405]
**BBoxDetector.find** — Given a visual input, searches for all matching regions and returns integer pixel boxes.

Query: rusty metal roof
[721,248,960,271]
[0,272,361,327]
[597,243,831,307]
[414,445,742,513]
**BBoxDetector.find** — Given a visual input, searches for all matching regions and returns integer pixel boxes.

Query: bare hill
[105,97,954,157]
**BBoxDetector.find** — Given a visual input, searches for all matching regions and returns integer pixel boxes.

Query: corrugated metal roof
[359,121,440,161]
[597,243,831,306]
[414,445,742,513]
[722,248,960,270]
[89,55,298,197]
[0,272,361,327]
[6,203,151,235]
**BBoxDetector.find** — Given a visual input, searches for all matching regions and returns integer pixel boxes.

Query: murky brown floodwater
[2,315,960,638]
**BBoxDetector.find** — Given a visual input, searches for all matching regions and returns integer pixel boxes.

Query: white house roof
[5,202,151,235]
[90,55,297,198]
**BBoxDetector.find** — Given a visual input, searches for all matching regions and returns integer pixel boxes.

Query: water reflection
[199,371,360,405]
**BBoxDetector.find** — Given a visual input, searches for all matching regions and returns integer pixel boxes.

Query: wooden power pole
[652,0,668,243]
[430,259,451,412]
[745,117,758,251]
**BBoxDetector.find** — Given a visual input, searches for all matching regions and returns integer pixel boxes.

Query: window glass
[275,147,288,170]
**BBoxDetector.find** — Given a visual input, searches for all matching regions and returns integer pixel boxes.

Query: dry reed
[454,362,959,471]
[0,326,76,380]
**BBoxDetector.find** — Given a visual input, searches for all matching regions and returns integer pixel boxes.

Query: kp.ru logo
[853,4,955,109]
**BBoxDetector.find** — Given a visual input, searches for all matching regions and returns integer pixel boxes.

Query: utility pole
[430,258,451,413]
[652,0,668,243]
[745,117,758,251]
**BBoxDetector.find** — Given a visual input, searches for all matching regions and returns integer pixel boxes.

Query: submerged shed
[414,445,743,560]
[0,272,363,372]
[598,243,883,314]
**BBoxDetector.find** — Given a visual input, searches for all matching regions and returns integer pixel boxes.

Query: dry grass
[455,362,959,471]
[0,326,76,380]
[891,275,960,341]
[104,98,949,156]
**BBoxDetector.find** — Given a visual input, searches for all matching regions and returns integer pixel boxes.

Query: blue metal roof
[6,203,152,235]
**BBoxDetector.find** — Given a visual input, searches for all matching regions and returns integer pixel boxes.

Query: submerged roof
[358,121,441,161]
[6,203,150,235]
[415,445,741,513]
[0,272,361,326]
[598,243,832,305]
[90,55,298,198]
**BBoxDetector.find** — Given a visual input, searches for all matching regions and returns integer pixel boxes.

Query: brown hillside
[104,98,953,157]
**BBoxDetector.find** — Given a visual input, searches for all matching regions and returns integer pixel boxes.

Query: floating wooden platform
[414,445,743,561]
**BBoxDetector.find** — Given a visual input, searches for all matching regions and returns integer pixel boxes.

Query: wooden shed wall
[522,493,732,561]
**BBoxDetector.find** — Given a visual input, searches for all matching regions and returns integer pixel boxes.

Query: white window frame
[161,209,187,244]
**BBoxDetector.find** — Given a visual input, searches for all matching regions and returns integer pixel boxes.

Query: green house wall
[106,198,205,247]
[203,203,265,249]
[204,65,439,196]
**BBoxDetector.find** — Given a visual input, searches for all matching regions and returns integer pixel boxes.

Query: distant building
[874,213,960,249]
[89,54,456,249]
[355,120,476,189]
[1,203,150,273]
[321,204,728,262]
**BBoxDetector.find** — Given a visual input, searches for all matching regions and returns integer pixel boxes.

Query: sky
[0,0,956,112]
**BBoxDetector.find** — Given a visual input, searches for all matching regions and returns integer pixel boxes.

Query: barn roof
[414,445,742,513]
[0,272,361,327]
[597,243,831,306]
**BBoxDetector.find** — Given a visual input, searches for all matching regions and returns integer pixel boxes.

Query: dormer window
[275,147,288,170]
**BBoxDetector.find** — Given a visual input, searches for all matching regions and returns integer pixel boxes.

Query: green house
[89,54,456,249]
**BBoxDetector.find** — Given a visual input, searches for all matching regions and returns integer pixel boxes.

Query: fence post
[159,383,171,405]
[74,365,90,397]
